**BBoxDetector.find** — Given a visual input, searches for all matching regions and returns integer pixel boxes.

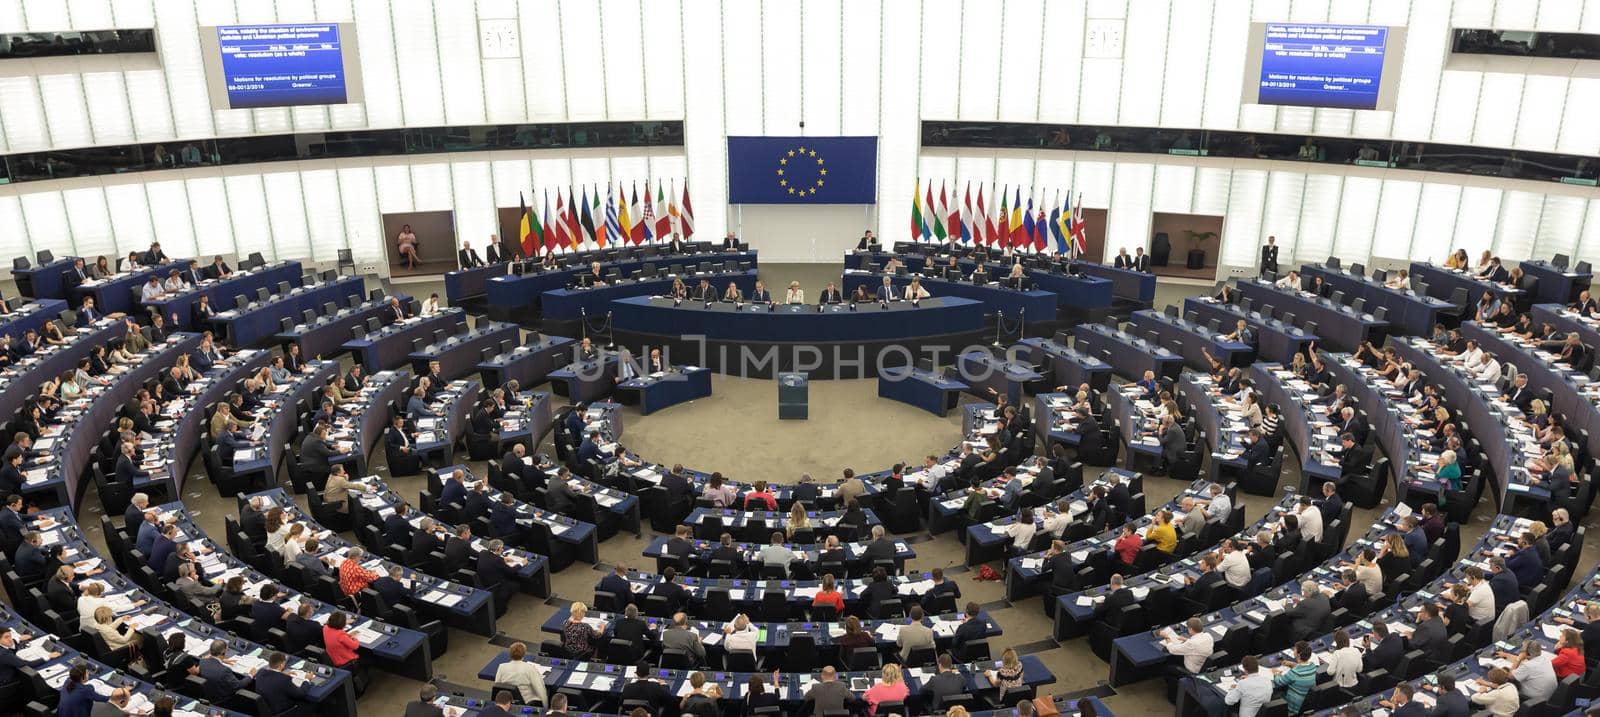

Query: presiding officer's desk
[342,308,467,372]
[275,293,414,360]
[476,333,575,390]
[845,247,1114,312]
[541,269,759,323]
[74,259,194,314]
[1109,504,1411,687]
[840,270,1058,319]
[1234,278,1389,352]
[485,249,757,318]
[443,262,506,304]
[42,506,360,717]
[1300,263,1452,337]
[142,259,301,330]
[1015,337,1113,392]
[609,296,988,379]
[612,295,986,342]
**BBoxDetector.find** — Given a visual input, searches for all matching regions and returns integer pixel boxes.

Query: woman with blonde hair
[785,503,811,538]
[561,601,606,658]
[983,647,1026,700]
[90,605,141,655]
[864,663,908,716]
[1377,532,1410,576]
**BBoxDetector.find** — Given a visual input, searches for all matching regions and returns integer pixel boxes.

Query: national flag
[564,187,580,250]
[528,193,548,256]
[1069,192,1088,258]
[1033,204,1048,251]
[630,183,647,244]
[996,187,1008,247]
[579,186,596,250]
[910,180,924,242]
[653,182,671,240]
[960,183,974,244]
[551,191,568,252]
[540,190,558,253]
[518,192,535,258]
[667,180,682,239]
[617,182,635,245]
[972,184,985,246]
[640,183,656,244]
[604,184,623,246]
[944,182,959,242]
[591,187,604,246]
[679,180,695,240]
[1022,195,1037,252]
[1048,190,1067,254]
[926,184,942,242]
[1009,187,1024,247]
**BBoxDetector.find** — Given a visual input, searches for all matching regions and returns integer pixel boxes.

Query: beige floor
[51,268,1591,716]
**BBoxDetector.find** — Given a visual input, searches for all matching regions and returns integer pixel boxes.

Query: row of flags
[910,179,1086,258]
[518,179,696,256]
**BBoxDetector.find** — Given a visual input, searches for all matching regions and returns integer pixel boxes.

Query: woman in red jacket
[1552,628,1586,680]
[322,611,361,668]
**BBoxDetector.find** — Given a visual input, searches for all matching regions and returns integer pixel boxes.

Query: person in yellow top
[1147,510,1179,553]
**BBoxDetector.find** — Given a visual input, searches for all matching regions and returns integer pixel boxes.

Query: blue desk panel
[1072,322,1183,382]
[1234,278,1387,352]
[619,365,713,415]
[840,271,1058,319]
[1300,263,1451,337]
[275,294,414,359]
[73,260,194,314]
[143,260,302,330]
[610,296,987,342]
[476,335,576,389]
[9,256,78,299]
[211,276,365,347]
[877,366,968,416]
[1519,259,1590,304]
[486,250,757,312]
[1076,261,1156,305]
[541,270,758,321]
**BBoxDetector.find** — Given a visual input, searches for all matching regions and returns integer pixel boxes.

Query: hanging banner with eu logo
[727,136,878,204]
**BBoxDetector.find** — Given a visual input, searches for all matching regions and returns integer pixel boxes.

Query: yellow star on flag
[776,168,784,176]
[797,146,807,153]
[779,157,787,165]
[786,150,795,157]
[819,168,827,175]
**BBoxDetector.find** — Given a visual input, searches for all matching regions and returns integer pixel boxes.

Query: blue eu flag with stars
[727,136,878,204]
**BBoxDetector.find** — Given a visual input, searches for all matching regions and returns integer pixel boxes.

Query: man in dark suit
[862,525,897,564]
[1132,247,1151,273]
[299,423,335,488]
[598,564,636,609]
[438,469,468,507]
[1504,373,1535,413]
[444,525,473,567]
[255,651,312,717]
[386,297,409,323]
[1361,621,1404,673]
[951,602,987,650]
[250,585,290,634]
[1156,415,1186,473]
[619,662,673,715]
[485,238,503,264]
[1332,568,1368,613]
[818,282,844,304]
[920,567,961,612]
[404,685,447,717]
[1242,429,1273,476]
[370,566,410,609]
[0,452,25,498]
[0,495,26,557]
[488,493,520,540]
[922,652,968,707]
[500,444,527,483]
[1183,554,1225,603]
[1260,236,1279,275]
[875,276,897,302]
[1112,248,1132,269]
[1405,602,1447,653]
[462,484,492,523]
[610,603,658,650]
[75,296,100,327]
[407,517,443,558]
[720,233,740,251]
[458,241,485,268]
[1316,481,1345,527]
[380,503,411,549]
[692,279,717,302]
[1335,433,1371,486]
[141,242,170,266]
[1075,407,1104,460]
[854,231,879,251]
[661,465,691,502]
[284,603,322,654]
[1285,579,1331,641]
[199,640,253,703]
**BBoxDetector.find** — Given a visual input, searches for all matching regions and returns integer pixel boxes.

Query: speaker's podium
[778,372,808,420]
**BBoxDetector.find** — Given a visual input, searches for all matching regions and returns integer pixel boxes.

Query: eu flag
[727,136,878,204]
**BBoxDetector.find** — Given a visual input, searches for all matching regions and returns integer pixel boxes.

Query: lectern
[778,372,808,419]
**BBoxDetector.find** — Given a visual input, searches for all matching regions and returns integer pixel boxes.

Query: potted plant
[1183,229,1218,269]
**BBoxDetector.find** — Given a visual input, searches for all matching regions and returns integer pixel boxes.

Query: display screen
[1256,24,1389,110]
[212,24,351,108]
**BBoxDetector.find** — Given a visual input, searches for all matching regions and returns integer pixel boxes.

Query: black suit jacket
[1133,255,1151,272]
[598,573,635,607]
[256,668,311,714]
[444,537,472,567]
[612,616,657,648]
[1260,245,1279,272]
[403,702,446,717]
[459,248,484,268]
